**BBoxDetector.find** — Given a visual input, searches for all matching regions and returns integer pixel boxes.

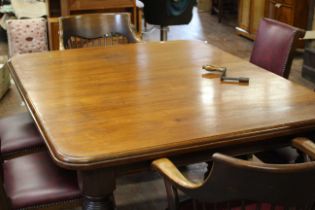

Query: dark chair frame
[211,0,238,23]
[59,12,140,50]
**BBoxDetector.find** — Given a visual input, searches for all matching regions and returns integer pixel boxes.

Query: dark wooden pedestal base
[83,195,115,210]
[78,169,116,210]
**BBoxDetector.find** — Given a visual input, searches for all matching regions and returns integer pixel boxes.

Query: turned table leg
[78,168,116,210]
[83,195,115,210]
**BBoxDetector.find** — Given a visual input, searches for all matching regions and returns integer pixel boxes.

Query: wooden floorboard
[0,7,314,210]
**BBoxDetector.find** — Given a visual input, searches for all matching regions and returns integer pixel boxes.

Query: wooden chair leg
[0,184,9,210]
[218,0,223,22]
[144,19,147,30]
[136,7,143,34]
[164,178,179,210]
[211,0,216,14]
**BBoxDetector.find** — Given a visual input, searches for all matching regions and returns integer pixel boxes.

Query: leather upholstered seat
[3,151,81,210]
[0,112,44,158]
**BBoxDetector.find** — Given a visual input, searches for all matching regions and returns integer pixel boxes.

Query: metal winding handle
[221,76,249,84]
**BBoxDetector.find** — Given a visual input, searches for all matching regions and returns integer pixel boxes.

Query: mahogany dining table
[7,40,315,210]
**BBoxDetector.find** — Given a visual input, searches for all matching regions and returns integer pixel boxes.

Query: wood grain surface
[8,40,315,169]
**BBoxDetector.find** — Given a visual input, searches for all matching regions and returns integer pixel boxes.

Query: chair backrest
[6,18,48,57]
[59,13,140,50]
[250,18,305,79]
[180,153,315,209]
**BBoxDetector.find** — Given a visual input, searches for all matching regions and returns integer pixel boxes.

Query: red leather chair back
[250,18,304,79]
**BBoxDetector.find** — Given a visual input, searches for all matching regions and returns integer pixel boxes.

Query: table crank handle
[202,65,227,76]
[221,76,249,83]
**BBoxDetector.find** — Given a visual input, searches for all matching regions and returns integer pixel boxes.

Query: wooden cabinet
[58,0,136,17]
[265,0,309,47]
[302,0,315,82]
[47,17,60,51]
[236,0,266,40]
[265,0,309,29]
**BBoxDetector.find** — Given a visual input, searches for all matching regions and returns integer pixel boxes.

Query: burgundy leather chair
[250,18,305,163]
[1,151,81,210]
[250,18,305,79]
[0,112,45,159]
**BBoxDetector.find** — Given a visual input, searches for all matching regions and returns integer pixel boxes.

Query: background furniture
[264,0,309,47]
[45,0,138,50]
[10,0,46,19]
[141,0,195,40]
[250,18,304,79]
[302,1,315,83]
[136,0,144,34]
[211,0,237,23]
[265,0,308,31]
[8,40,315,210]
[152,138,315,210]
[0,63,10,100]
[236,0,266,40]
[6,18,48,57]
[236,0,309,41]
[59,13,139,49]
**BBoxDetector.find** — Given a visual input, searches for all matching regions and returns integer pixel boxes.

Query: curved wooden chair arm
[292,137,315,159]
[152,158,202,189]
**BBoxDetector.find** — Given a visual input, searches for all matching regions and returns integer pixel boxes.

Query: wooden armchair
[152,138,315,210]
[59,13,140,50]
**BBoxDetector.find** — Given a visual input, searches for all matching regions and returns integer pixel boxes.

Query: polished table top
[8,40,315,169]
